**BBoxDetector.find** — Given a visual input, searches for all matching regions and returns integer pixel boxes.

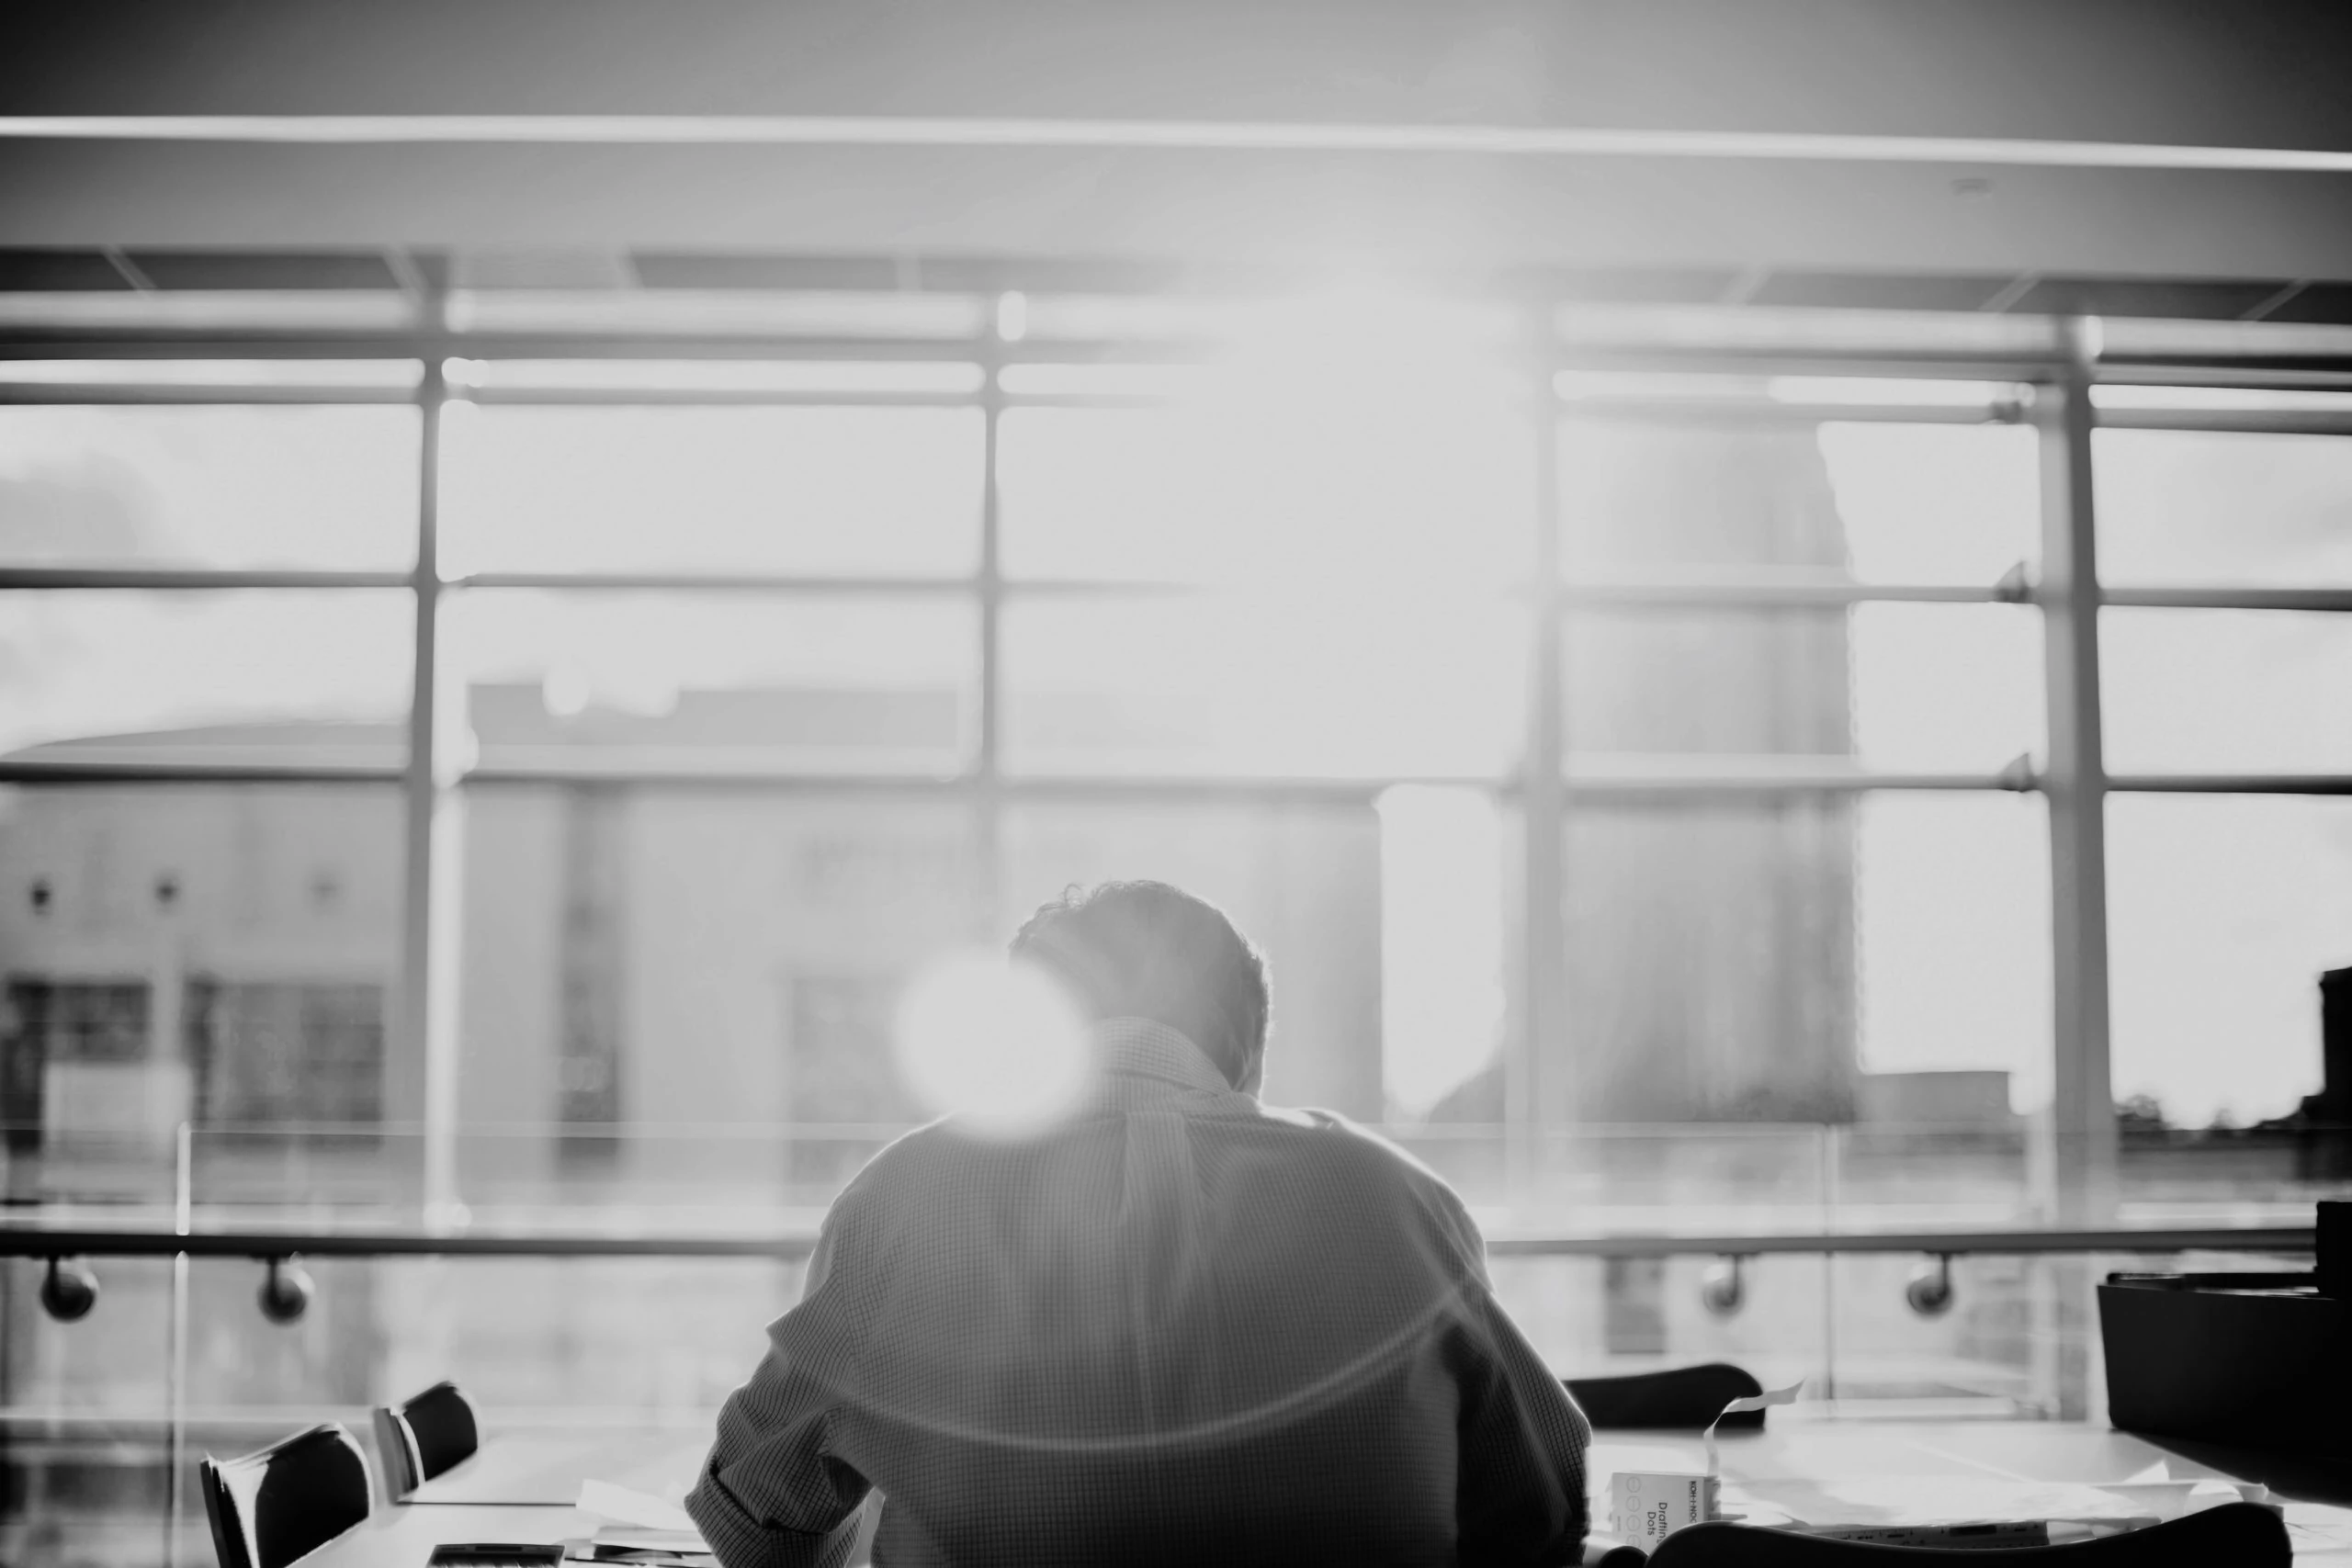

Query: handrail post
[2035,321,2118,1419]
[2038,317,2118,1228]
[1819,1123,1842,1402]
[164,1119,190,1568]
[975,315,1008,941]
[400,352,467,1226]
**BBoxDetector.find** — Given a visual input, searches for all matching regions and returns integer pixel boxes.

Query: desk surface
[406,1429,711,1506]
[315,1419,2352,1565]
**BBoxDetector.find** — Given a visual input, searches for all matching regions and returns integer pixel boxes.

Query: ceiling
[5,1,2351,280]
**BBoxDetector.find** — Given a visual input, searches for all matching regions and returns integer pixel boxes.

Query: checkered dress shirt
[687,1018,1590,1567]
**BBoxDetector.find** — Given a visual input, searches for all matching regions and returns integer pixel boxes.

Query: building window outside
[0,979,150,1146]
[186,979,386,1130]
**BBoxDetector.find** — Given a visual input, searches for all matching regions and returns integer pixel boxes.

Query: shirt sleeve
[1433,1190,1593,1566]
[686,1182,878,1568]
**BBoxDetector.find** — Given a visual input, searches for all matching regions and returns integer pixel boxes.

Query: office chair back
[198,1422,373,1568]
[370,1379,481,1499]
[1566,1362,1768,1430]
[1647,1500,2290,1565]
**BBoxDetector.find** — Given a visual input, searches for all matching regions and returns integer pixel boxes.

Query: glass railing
[0,1118,2331,1567]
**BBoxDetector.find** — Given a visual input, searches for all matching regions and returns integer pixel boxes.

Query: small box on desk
[1609,1472,1718,1550]
[2099,1202,2347,1451]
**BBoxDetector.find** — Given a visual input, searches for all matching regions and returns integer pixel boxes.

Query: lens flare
[893,952,1092,1134]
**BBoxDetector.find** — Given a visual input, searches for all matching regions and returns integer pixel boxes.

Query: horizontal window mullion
[0,759,2040,795]
[1563,761,2030,796]
[448,570,978,594]
[0,333,997,362]
[2108,773,2352,795]
[1555,399,2021,427]
[0,383,417,405]
[0,759,404,785]
[0,567,415,590]
[2094,407,2352,436]
[1555,577,2020,608]
[2099,585,2352,611]
[459,387,977,409]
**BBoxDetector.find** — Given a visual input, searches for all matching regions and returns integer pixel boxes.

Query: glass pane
[1001,800,1382,1120]
[1854,794,2052,1113]
[440,403,981,575]
[2108,795,2352,1128]
[1565,604,2041,771]
[0,404,419,568]
[999,386,1534,588]
[1563,420,2038,585]
[2101,608,2352,773]
[1560,795,2047,1122]
[1488,1251,1826,1391]
[2097,428,2352,585]
[0,784,404,1177]
[1379,786,1512,1128]
[1821,422,2040,584]
[445,591,977,776]
[1003,595,1526,778]
[0,589,414,756]
[1826,1248,2064,1409]
[456,791,979,1216]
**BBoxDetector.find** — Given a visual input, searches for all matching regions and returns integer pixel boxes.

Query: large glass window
[444,592,978,777]
[5,299,2347,1451]
[2102,608,2352,774]
[1004,595,1526,779]
[2107,795,2352,1125]
[1561,418,2040,584]
[1563,604,2041,771]
[0,400,419,568]
[0,589,413,756]
[2096,425,2352,586]
[441,400,983,577]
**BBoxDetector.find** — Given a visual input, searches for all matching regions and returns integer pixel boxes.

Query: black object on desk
[1566,1363,1767,1430]
[2323,1196,2350,1301]
[2100,1204,2348,1453]
[426,1547,561,1567]
[1645,1500,2289,1564]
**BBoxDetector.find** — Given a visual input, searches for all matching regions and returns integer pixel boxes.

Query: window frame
[6,303,2349,1223]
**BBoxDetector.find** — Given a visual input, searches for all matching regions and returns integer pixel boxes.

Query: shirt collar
[1094,1016,1237,1098]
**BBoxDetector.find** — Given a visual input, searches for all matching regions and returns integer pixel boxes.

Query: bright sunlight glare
[1378,784,1507,1121]
[892,951,1093,1135]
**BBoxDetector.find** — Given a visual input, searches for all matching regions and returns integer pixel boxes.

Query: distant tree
[2115,1093,2168,1134]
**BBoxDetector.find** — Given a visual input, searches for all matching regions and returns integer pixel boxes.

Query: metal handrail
[0,1221,2312,1263]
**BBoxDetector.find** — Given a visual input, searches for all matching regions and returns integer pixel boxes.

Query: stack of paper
[1724,1472,2262,1535]
[572,1481,714,1564]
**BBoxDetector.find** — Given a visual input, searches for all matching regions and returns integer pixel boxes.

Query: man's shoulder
[1250,1104,1477,1219]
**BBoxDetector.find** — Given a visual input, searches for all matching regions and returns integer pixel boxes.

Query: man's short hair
[1010,880,1270,1089]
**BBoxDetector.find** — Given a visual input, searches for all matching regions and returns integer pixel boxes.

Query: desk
[311,1419,2352,1565]
[1589,1423,2352,1562]
[406,1429,711,1506]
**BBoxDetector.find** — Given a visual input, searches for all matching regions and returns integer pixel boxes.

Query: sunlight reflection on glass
[1378,786,1506,1122]
[893,952,1092,1135]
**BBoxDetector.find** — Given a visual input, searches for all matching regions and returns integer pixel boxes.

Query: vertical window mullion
[1521,321,1568,1203]
[399,356,458,1215]
[976,346,1006,937]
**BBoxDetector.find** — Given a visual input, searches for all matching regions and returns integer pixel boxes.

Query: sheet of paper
[578,1479,699,1533]
[594,1530,707,1551]
[1704,1382,1803,1474]
[1724,1475,2172,1529]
